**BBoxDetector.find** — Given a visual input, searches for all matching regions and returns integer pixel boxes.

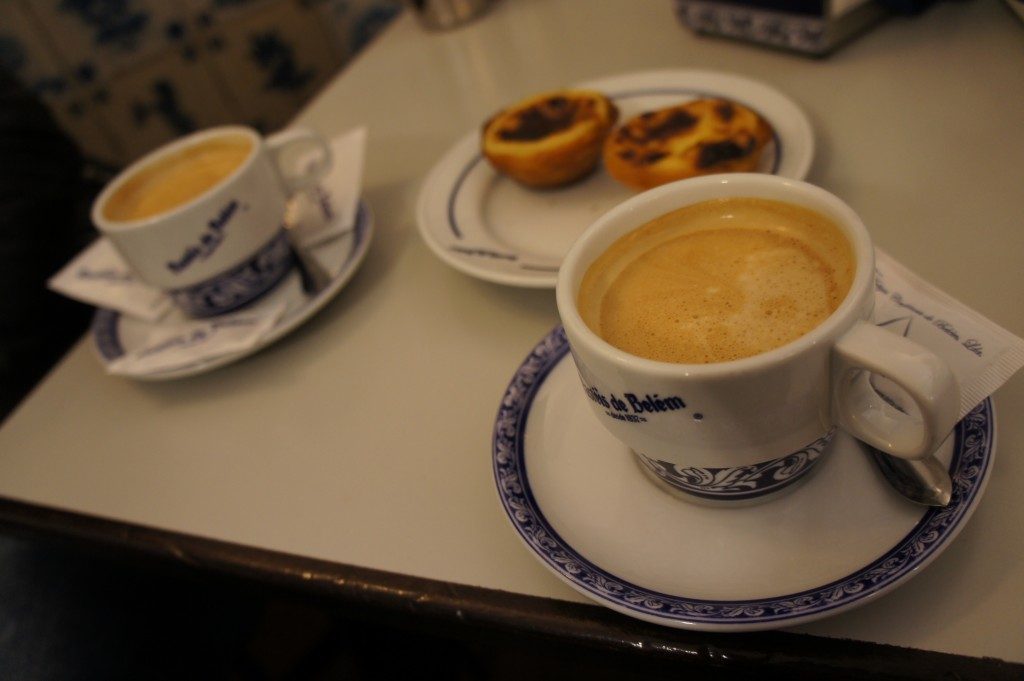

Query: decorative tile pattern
[100,47,236,156]
[0,2,67,96]
[199,0,335,131]
[0,0,402,165]
[28,0,188,85]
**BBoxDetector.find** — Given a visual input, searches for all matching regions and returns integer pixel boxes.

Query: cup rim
[91,125,261,231]
[555,174,876,378]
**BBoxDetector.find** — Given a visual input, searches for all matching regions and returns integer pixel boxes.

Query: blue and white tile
[22,0,190,84]
[193,0,335,132]
[0,1,69,97]
[100,48,236,162]
[311,0,402,59]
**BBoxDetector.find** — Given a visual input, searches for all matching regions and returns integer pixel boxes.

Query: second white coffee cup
[92,125,332,318]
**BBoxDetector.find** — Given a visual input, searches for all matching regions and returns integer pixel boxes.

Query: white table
[2,0,1022,674]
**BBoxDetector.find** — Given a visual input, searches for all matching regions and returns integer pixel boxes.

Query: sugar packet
[873,249,1024,420]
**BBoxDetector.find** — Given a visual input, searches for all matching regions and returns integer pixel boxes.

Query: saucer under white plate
[418,69,814,288]
[492,327,995,631]
[91,200,373,380]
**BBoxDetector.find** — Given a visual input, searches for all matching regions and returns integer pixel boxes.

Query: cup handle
[265,128,333,194]
[832,320,960,460]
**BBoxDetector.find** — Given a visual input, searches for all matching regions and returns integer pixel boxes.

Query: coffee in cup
[102,135,254,222]
[556,174,960,506]
[576,197,855,364]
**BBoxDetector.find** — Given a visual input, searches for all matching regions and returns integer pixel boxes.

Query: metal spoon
[284,191,333,295]
[863,374,954,506]
[868,447,952,507]
[286,229,332,295]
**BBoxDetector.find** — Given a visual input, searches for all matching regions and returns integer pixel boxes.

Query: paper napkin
[105,303,286,376]
[47,239,172,322]
[286,126,367,273]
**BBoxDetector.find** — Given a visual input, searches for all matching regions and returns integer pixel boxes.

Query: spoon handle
[868,448,952,507]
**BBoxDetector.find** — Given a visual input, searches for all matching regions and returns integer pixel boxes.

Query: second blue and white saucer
[92,200,374,380]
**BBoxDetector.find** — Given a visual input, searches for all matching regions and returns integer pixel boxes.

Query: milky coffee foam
[577,198,854,364]
[104,135,253,222]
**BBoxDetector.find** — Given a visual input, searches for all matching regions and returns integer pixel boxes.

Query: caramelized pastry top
[603,98,773,190]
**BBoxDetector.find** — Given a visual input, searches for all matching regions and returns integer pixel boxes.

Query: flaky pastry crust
[482,90,619,188]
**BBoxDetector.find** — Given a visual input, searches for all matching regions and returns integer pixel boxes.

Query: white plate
[91,200,374,380]
[418,69,814,288]
[493,327,995,631]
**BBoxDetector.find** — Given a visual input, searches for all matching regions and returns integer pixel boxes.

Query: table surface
[2,0,1023,670]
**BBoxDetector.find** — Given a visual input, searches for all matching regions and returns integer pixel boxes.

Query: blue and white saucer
[418,69,814,288]
[91,200,374,381]
[493,327,995,631]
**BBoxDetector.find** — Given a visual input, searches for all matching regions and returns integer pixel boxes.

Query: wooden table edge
[0,495,1018,680]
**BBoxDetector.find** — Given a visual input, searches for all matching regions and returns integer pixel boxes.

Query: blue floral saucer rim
[492,326,995,631]
[91,199,373,380]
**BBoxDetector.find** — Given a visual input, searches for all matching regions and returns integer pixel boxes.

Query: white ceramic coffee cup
[556,174,960,505]
[92,125,332,318]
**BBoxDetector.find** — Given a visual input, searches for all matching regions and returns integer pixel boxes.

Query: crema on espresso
[103,136,253,222]
[577,198,854,364]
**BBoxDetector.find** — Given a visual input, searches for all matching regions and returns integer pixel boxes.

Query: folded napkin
[48,127,367,377]
[105,303,286,376]
[48,239,173,322]
[287,126,366,260]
